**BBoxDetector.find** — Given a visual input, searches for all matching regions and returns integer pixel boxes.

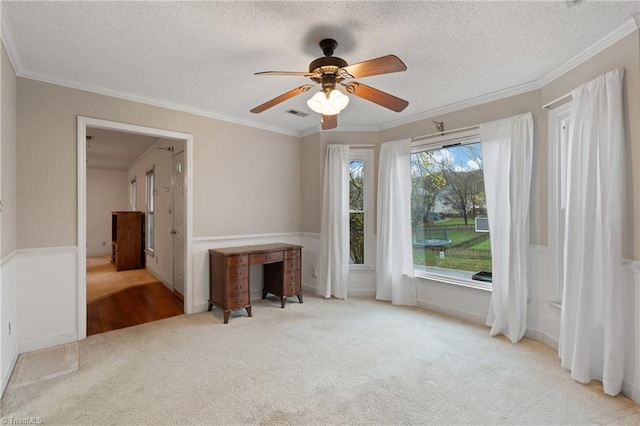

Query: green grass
[433,217,471,227]
[413,248,492,272]
[470,237,491,250]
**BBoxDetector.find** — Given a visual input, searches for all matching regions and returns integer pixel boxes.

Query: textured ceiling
[86,128,158,170]
[3,1,640,135]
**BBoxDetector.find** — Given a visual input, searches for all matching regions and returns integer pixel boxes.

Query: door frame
[77,116,194,340]
[172,149,186,296]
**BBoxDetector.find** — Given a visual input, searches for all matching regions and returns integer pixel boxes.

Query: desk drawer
[250,251,283,264]
[284,249,300,259]
[226,293,250,309]
[226,266,248,282]
[226,255,248,267]
[227,278,249,295]
[284,270,301,286]
[284,259,300,272]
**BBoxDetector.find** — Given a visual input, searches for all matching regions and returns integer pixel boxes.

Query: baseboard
[623,380,640,404]
[146,267,173,291]
[19,331,77,354]
[193,301,209,313]
[1,249,18,266]
[348,289,376,298]
[417,299,487,325]
[1,343,19,396]
[540,331,559,351]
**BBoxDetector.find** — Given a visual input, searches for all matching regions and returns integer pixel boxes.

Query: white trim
[548,102,573,306]
[415,271,492,292]
[300,232,321,241]
[0,250,18,266]
[545,300,562,312]
[78,116,195,341]
[623,380,640,404]
[417,298,488,325]
[18,331,77,355]
[1,344,18,396]
[24,70,300,138]
[192,232,301,245]
[348,149,374,269]
[380,81,540,132]
[2,8,638,139]
[538,16,640,87]
[17,246,78,258]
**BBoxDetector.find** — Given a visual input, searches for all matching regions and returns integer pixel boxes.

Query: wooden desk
[208,243,303,324]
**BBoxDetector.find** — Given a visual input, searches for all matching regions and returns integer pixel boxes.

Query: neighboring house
[1,9,639,403]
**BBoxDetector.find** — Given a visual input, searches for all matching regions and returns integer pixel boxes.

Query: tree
[349,161,365,264]
[411,152,445,233]
[428,144,485,224]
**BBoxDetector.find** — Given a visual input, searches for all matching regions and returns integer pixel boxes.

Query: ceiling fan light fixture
[306,89,349,115]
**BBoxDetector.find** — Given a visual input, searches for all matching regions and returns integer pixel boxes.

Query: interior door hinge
[0,200,3,213]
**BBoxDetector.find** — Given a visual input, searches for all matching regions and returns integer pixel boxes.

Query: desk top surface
[208,242,302,256]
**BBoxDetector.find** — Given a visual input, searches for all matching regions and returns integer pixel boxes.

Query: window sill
[545,300,562,312]
[414,269,492,292]
[145,249,154,257]
[349,265,375,273]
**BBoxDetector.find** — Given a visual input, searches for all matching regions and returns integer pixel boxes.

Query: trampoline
[414,227,451,247]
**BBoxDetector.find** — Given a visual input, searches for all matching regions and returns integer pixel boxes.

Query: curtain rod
[411,124,479,143]
[349,144,376,148]
[542,92,572,110]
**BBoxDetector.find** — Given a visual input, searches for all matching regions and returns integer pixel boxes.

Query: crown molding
[379,80,540,131]
[20,69,302,138]
[2,7,639,139]
[537,15,640,87]
[1,2,24,75]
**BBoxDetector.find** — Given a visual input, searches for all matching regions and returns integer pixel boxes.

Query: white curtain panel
[559,69,625,396]
[480,112,534,344]
[318,144,350,299]
[376,139,417,306]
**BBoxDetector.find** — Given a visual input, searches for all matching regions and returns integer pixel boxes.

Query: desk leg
[223,310,230,324]
[246,306,252,317]
[297,294,304,304]
[280,296,287,309]
[207,301,213,312]
[262,290,267,299]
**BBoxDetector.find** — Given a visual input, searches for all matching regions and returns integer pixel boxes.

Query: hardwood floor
[87,281,184,336]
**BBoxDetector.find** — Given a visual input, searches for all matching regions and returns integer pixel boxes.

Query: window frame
[145,168,155,254]
[548,101,573,308]
[129,177,137,212]
[348,149,374,270]
[411,129,491,292]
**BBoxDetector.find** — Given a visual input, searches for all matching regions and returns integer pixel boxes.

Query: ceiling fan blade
[345,82,408,112]
[250,85,312,113]
[339,55,407,79]
[321,114,337,130]
[255,71,316,77]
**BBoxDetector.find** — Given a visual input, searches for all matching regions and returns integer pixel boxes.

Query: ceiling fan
[250,39,409,130]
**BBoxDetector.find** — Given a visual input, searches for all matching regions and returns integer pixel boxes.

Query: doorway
[77,117,194,340]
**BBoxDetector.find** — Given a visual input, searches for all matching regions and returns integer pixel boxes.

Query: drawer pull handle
[237,299,243,304]
[237,271,243,277]
[236,285,242,290]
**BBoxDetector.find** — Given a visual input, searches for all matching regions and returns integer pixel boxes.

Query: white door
[172,151,185,296]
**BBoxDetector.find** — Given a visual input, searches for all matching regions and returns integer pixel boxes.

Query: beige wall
[86,168,129,257]
[540,31,640,259]
[16,79,302,249]
[1,43,17,257]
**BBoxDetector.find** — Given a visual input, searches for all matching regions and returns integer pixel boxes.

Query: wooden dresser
[208,243,303,324]
[111,211,144,271]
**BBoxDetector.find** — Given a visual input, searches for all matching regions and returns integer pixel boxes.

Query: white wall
[128,139,182,288]
[86,168,129,257]
[0,40,18,396]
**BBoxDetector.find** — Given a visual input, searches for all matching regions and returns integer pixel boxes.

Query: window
[129,178,137,211]
[146,169,155,253]
[549,102,572,305]
[348,150,373,268]
[411,135,492,285]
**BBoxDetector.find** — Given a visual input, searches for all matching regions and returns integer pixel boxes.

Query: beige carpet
[2,296,640,425]
[86,256,158,303]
